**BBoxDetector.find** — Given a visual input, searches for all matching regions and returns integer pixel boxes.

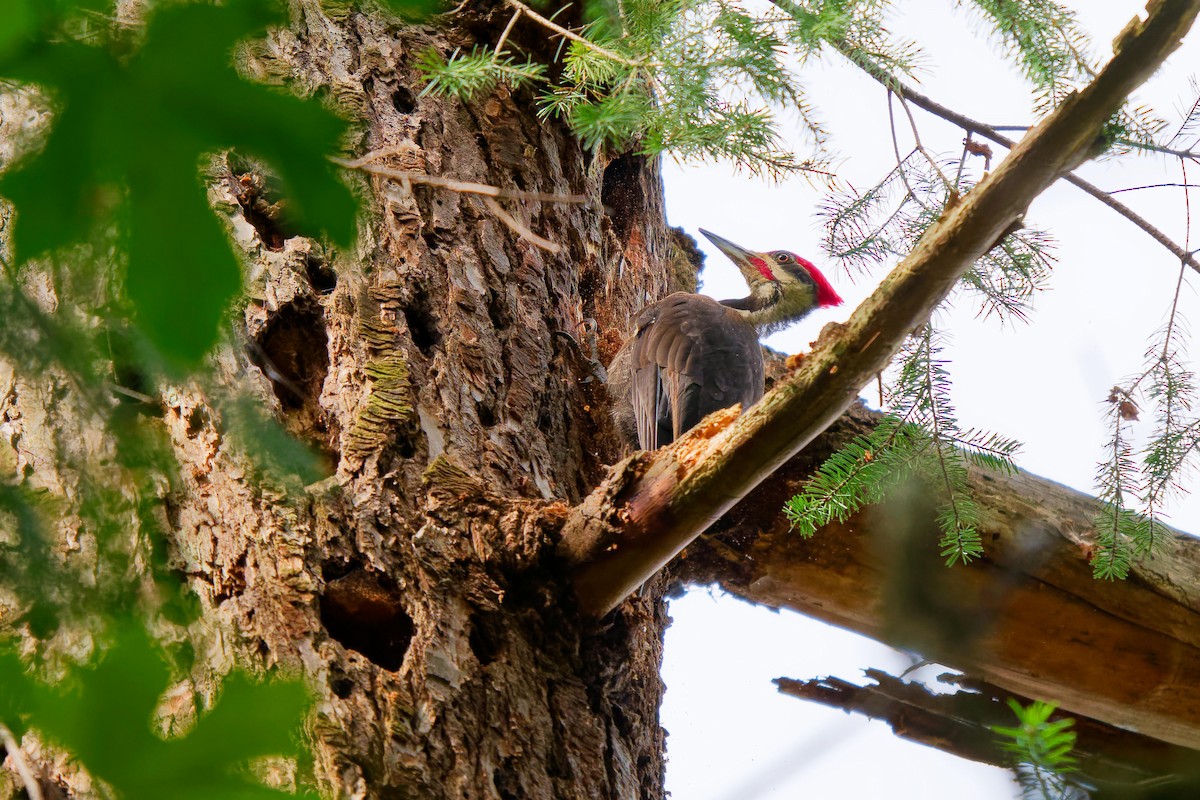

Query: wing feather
[625,292,763,449]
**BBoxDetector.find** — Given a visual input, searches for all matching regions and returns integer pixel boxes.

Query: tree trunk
[3,3,696,797]
[201,5,701,796]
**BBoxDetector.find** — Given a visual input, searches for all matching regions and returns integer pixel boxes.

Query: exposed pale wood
[675,404,1200,753]
[560,0,1200,617]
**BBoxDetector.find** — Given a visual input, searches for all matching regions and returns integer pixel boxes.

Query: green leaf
[374,0,445,18]
[0,0,358,363]
[12,624,315,800]
[0,0,39,60]
[0,481,65,635]
[224,393,329,485]
[0,647,40,725]
[0,0,115,61]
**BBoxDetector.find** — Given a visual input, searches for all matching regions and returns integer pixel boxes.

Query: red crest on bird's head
[766,250,843,308]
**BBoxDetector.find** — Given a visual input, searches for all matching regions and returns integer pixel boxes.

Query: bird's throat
[722,283,816,335]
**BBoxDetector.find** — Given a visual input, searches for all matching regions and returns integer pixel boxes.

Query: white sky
[659,2,1200,798]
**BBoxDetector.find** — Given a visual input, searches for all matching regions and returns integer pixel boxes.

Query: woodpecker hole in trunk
[320,570,414,671]
[228,155,299,251]
[469,611,505,666]
[305,253,338,294]
[392,85,416,114]
[330,674,355,699]
[249,302,335,461]
[476,400,497,428]
[601,153,646,242]
[404,288,442,355]
[185,407,208,439]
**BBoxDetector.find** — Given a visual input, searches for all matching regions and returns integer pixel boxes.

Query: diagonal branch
[558,1,1200,616]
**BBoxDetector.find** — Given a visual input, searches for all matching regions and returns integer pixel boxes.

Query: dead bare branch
[775,669,1200,791]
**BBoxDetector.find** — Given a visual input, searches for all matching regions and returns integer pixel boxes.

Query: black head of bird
[608,229,843,450]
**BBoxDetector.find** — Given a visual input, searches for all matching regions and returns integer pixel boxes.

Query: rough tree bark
[3,2,694,797]
[190,5,699,797]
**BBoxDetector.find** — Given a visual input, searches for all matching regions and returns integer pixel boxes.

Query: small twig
[1120,139,1200,160]
[109,383,157,404]
[895,91,955,192]
[482,196,561,253]
[336,151,602,254]
[1167,90,1200,147]
[333,153,600,256]
[493,8,522,59]
[1109,182,1200,194]
[1186,158,1193,256]
[886,93,933,213]
[503,0,644,68]
[953,133,971,191]
[0,723,43,800]
[334,154,598,207]
[1136,157,1194,430]
[1065,171,1200,272]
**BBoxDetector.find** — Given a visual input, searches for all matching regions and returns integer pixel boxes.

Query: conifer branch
[1095,397,1138,579]
[915,327,983,565]
[886,98,937,214]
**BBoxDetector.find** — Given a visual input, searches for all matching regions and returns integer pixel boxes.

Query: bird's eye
[776,253,790,263]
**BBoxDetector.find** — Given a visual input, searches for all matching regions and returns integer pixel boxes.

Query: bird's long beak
[699,228,757,267]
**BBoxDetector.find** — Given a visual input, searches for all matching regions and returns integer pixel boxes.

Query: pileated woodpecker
[609,229,843,449]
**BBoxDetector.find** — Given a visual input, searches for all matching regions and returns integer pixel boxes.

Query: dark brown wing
[626,292,763,449]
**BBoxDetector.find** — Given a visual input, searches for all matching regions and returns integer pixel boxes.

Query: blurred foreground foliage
[0,625,315,799]
[0,0,356,363]
[0,0,432,793]
[0,0,1195,793]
